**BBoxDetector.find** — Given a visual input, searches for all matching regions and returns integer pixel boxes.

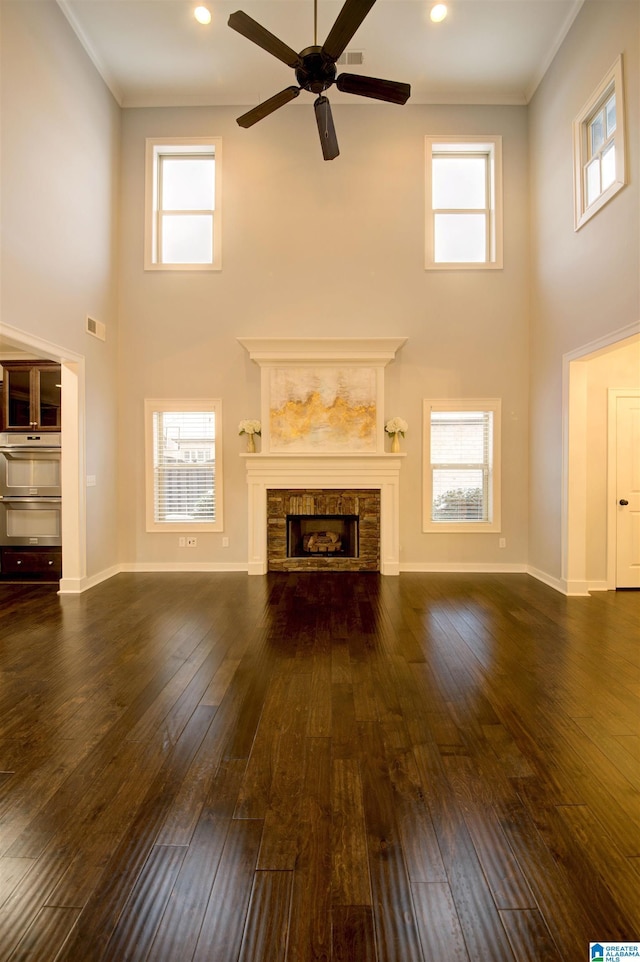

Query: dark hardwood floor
[0,572,638,961]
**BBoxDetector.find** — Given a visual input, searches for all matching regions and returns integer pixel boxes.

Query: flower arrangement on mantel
[385,417,408,453]
[239,419,261,453]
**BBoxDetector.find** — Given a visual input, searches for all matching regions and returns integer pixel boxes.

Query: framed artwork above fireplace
[269,365,378,453]
[237,337,407,455]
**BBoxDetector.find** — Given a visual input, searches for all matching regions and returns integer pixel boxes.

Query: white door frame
[607,388,640,588]
[0,322,86,590]
[562,321,640,595]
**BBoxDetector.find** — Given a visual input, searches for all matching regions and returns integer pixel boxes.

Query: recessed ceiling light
[194,5,212,25]
[430,3,447,23]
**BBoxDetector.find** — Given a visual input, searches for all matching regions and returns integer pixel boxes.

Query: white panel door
[616,395,640,588]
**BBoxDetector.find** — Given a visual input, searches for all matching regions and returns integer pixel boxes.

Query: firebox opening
[287,514,359,559]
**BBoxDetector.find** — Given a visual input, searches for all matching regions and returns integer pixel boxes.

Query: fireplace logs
[302,530,342,553]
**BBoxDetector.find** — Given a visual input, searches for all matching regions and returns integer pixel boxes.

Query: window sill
[423,521,501,534]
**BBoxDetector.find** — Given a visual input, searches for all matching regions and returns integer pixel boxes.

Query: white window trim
[425,135,503,271]
[422,398,502,533]
[144,398,223,532]
[573,56,626,231]
[144,137,222,271]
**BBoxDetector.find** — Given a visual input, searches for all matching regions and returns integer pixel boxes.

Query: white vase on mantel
[391,433,400,453]
[246,433,256,453]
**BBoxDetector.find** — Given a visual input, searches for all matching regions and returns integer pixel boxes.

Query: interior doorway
[563,325,640,594]
[608,391,640,588]
[0,322,85,590]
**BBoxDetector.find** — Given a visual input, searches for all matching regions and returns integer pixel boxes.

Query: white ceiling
[58,0,584,109]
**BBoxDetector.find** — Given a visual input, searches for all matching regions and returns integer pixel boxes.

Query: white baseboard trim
[400,562,528,574]
[119,562,249,574]
[526,566,594,596]
[58,561,611,597]
[58,564,121,594]
[58,561,248,593]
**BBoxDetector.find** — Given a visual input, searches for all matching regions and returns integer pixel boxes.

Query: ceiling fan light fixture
[194,5,212,25]
[430,3,447,23]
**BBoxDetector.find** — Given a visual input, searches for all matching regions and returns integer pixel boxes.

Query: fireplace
[238,337,407,575]
[268,489,379,572]
[287,515,359,559]
[243,453,403,575]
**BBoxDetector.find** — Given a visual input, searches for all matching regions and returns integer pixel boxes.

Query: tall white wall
[528,0,640,583]
[0,0,121,579]
[118,103,530,570]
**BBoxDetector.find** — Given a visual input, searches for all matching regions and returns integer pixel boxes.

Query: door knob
[619,499,629,506]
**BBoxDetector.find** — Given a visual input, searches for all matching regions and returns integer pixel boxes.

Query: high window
[145,400,223,532]
[425,136,503,270]
[423,399,501,532]
[145,137,222,270]
[573,56,626,230]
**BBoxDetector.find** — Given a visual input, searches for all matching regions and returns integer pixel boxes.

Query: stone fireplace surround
[268,488,380,572]
[243,454,404,575]
[238,337,407,576]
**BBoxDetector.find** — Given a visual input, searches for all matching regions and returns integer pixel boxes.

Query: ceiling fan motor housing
[296,46,338,93]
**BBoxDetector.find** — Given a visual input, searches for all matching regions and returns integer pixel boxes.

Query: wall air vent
[336,50,364,66]
[86,316,106,341]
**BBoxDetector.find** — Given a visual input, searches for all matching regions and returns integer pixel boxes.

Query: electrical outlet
[179,537,185,547]
[499,537,506,548]
[222,537,229,547]
[187,537,197,548]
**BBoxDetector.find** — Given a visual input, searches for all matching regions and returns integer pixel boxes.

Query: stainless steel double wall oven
[1,359,62,579]
[0,433,62,546]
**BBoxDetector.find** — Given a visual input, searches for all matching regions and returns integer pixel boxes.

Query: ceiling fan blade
[336,73,411,105]
[314,96,339,161]
[228,11,302,68]
[322,0,378,61]
[236,87,301,128]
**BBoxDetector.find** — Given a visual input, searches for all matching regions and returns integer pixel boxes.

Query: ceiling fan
[228,0,411,160]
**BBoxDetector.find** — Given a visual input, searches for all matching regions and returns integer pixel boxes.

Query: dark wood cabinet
[1,547,62,580]
[0,361,61,432]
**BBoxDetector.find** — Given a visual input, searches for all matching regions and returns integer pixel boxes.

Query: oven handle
[1,497,62,503]
[0,447,62,454]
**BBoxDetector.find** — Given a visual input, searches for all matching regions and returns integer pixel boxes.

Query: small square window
[145,138,222,270]
[573,57,626,230]
[425,136,503,270]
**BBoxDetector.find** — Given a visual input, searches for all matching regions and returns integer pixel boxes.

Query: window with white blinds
[423,399,501,533]
[145,400,223,532]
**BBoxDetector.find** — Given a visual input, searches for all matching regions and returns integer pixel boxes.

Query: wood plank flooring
[0,572,638,961]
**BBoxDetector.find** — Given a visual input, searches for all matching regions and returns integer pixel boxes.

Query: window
[425,136,503,270]
[145,137,222,270]
[145,399,223,532]
[423,399,501,532]
[573,56,626,230]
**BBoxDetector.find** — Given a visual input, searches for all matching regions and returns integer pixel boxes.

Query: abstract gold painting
[269,366,377,452]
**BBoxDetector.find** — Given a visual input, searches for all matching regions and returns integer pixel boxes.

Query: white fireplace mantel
[237,337,407,364]
[238,337,408,576]
[243,453,405,576]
